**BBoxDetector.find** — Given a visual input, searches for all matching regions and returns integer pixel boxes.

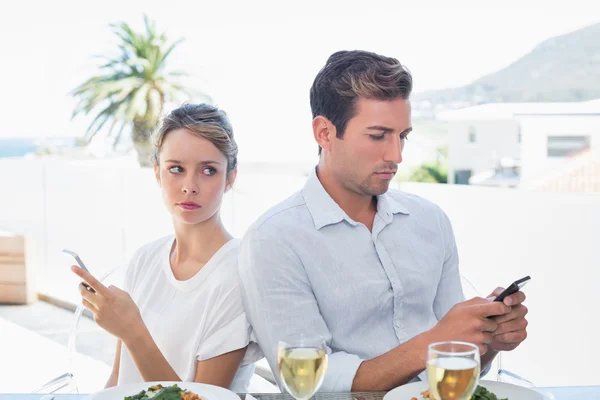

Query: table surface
[3,386,600,400]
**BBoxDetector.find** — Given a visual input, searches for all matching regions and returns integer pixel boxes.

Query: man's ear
[312,116,336,154]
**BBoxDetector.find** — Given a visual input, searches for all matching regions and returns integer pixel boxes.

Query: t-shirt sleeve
[196,253,251,361]
[196,309,251,361]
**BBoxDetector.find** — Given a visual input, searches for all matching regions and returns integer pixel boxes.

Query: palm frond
[111,119,130,149]
[166,70,189,77]
[84,101,122,141]
[156,37,184,71]
[71,15,199,151]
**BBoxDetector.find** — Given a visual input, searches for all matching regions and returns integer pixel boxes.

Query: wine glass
[426,341,480,400]
[277,337,328,400]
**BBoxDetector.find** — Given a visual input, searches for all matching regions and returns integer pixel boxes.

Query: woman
[71,104,257,392]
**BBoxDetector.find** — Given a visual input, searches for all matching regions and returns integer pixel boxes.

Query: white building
[437,99,600,186]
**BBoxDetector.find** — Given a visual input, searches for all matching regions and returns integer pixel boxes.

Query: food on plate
[411,385,508,400]
[125,384,206,400]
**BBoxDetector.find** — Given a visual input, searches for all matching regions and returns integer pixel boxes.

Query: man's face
[329,97,412,196]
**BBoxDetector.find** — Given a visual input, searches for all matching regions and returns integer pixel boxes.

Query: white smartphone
[62,249,96,293]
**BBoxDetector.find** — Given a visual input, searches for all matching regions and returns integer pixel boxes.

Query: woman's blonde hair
[152,103,238,172]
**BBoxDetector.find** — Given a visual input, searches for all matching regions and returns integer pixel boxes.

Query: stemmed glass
[426,341,480,400]
[277,337,328,400]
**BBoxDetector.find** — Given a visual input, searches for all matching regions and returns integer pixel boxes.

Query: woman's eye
[202,167,217,176]
[168,166,183,174]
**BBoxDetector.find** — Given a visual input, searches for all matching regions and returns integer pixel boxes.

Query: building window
[468,126,476,143]
[455,170,472,185]
[547,136,590,157]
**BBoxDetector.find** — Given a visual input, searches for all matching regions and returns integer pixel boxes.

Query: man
[239,50,528,392]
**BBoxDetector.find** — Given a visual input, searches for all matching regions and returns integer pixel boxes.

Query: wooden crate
[0,231,34,304]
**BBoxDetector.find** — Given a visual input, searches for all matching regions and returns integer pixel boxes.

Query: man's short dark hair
[310,50,413,154]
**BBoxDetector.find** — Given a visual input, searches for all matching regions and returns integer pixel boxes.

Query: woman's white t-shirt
[117,236,257,392]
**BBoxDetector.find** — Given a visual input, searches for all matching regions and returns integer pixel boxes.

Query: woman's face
[154,128,235,226]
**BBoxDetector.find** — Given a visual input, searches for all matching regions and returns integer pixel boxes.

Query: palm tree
[71,15,198,166]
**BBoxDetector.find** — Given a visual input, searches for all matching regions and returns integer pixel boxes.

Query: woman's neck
[170,214,232,269]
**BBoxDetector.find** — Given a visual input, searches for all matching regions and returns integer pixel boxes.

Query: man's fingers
[494,318,528,336]
[488,287,505,299]
[482,332,493,345]
[494,329,528,344]
[494,304,528,324]
[476,301,511,318]
[503,290,526,306]
[481,317,498,332]
[490,341,518,351]
[478,343,489,356]
[462,297,487,306]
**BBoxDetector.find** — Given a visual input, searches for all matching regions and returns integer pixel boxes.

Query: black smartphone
[63,249,96,293]
[494,276,530,302]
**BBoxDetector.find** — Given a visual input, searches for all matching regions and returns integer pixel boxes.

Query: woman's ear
[154,162,161,186]
[225,169,237,193]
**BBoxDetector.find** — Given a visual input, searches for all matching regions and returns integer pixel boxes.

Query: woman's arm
[72,264,247,386]
[121,321,182,381]
[193,347,247,387]
[72,265,183,381]
[125,328,247,385]
[105,340,122,388]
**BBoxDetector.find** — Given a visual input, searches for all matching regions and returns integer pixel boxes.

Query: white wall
[519,114,600,184]
[0,158,306,306]
[0,159,46,289]
[2,158,599,387]
[447,120,520,183]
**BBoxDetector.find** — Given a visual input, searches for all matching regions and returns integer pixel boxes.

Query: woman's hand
[71,265,144,344]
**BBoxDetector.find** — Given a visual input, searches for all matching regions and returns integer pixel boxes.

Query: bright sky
[1,0,598,163]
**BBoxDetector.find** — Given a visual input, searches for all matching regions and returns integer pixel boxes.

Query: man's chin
[363,182,391,196]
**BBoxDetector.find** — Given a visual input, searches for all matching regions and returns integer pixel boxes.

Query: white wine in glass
[278,339,328,400]
[426,341,480,400]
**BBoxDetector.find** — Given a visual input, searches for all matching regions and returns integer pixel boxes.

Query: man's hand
[428,297,510,356]
[487,287,529,352]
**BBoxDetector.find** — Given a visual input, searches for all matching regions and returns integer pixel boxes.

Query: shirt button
[395,320,401,328]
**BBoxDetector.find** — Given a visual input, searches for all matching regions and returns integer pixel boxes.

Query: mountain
[413,22,600,110]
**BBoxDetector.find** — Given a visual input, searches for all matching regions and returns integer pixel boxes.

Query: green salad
[471,385,508,400]
[419,385,507,400]
[125,384,200,400]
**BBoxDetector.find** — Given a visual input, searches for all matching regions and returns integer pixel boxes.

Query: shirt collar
[302,168,410,230]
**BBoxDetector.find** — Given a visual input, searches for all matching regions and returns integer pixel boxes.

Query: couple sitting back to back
[71,49,528,393]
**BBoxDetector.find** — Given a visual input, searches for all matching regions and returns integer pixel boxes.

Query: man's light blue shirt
[239,169,465,392]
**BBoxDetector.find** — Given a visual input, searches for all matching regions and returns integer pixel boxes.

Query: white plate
[383,380,546,400]
[84,381,240,400]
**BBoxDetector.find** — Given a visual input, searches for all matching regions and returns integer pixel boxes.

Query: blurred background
[0,0,598,394]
